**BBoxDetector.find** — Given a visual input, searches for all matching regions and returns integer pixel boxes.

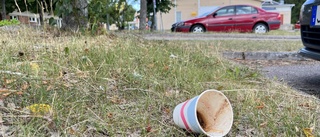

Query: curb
[222,52,307,60]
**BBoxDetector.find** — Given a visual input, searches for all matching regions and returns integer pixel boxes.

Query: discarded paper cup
[173,89,233,137]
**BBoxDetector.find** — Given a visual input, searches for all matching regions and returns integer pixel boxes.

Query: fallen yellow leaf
[26,104,52,115]
[303,128,314,137]
[30,62,40,75]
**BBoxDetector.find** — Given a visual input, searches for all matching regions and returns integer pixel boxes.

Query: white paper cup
[173,89,233,137]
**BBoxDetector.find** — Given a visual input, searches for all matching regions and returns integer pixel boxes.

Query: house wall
[5,15,38,26]
[4,11,62,27]
[279,10,291,25]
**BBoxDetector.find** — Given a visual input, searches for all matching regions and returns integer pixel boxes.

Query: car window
[216,6,235,16]
[236,6,258,15]
[197,7,220,18]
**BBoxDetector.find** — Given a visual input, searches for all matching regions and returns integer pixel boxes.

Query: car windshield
[197,7,220,17]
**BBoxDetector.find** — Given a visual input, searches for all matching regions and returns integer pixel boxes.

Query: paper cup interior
[196,90,233,136]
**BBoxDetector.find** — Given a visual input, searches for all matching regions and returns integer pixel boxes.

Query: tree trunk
[39,1,44,26]
[61,0,88,32]
[139,0,147,30]
[1,0,6,20]
[49,0,53,15]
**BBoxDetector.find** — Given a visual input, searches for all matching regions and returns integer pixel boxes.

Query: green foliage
[54,0,73,17]
[88,0,136,31]
[0,19,20,27]
[286,0,305,23]
[146,0,175,29]
[147,0,175,14]
[2,0,56,14]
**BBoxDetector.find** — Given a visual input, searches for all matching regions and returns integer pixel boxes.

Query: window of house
[10,16,18,20]
[176,11,182,22]
[29,17,37,22]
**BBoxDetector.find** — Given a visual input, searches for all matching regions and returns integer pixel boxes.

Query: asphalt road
[262,62,320,98]
[143,33,320,99]
[143,33,301,41]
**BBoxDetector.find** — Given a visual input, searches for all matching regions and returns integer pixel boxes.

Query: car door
[206,6,236,32]
[233,5,259,32]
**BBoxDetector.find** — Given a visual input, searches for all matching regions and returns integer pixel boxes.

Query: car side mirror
[213,13,217,18]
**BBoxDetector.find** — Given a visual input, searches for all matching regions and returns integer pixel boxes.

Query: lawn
[0,26,318,136]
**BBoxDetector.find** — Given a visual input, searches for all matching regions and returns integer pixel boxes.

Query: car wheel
[191,25,205,33]
[253,23,268,33]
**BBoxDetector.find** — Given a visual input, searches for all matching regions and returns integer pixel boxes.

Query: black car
[299,0,320,60]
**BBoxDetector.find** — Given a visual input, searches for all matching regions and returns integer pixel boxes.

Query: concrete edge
[223,52,307,61]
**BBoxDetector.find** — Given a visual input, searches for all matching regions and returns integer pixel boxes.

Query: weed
[0,27,318,136]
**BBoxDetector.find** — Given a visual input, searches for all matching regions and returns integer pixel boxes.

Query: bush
[0,19,20,27]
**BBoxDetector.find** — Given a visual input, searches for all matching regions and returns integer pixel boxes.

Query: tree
[87,0,136,31]
[139,0,147,30]
[285,0,304,23]
[1,0,5,20]
[55,0,89,31]
[146,0,174,30]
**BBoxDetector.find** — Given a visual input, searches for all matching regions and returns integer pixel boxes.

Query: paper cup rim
[194,89,234,137]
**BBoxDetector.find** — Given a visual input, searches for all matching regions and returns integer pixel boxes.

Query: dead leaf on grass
[256,105,264,109]
[259,121,267,128]
[42,81,48,85]
[145,124,152,133]
[68,128,76,135]
[0,88,9,92]
[110,96,126,104]
[21,82,29,90]
[47,85,53,91]
[163,107,171,114]
[111,96,120,104]
[147,63,154,68]
[84,48,89,53]
[5,79,16,84]
[163,65,169,70]
[107,112,113,118]
[15,91,23,95]
[255,99,265,109]
[298,102,314,109]
[303,128,314,137]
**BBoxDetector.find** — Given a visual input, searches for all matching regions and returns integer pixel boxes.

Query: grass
[0,26,319,137]
[168,40,303,52]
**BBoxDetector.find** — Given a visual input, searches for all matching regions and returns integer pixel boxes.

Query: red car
[171,4,281,33]
[294,21,300,29]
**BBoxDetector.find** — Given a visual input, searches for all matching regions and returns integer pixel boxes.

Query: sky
[128,0,140,10]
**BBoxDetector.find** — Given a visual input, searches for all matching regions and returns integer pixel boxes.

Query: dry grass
[0,26,318,137]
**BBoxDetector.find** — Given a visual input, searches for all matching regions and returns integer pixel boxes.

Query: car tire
[253,23,268,33]
[191,25,205,33]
